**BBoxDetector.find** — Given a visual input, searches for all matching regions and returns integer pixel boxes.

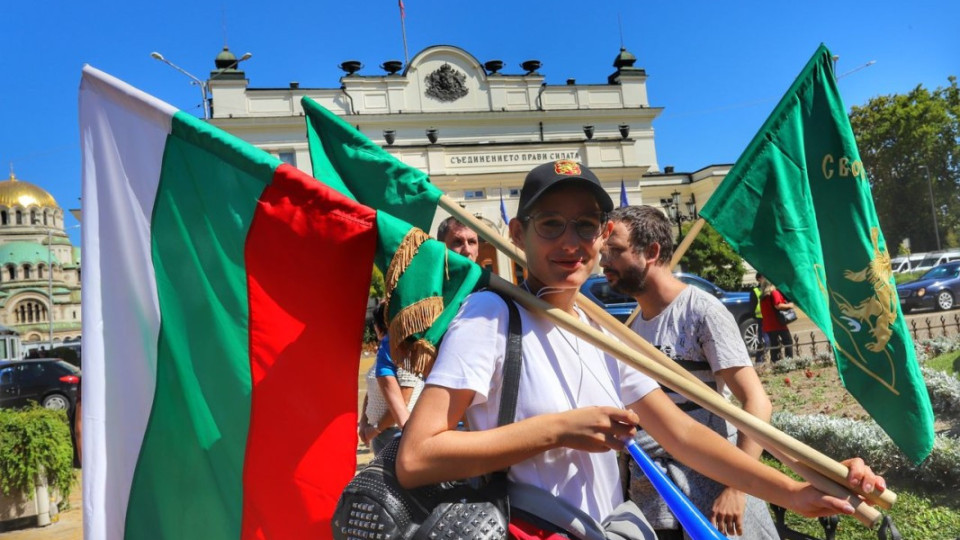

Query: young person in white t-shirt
[396,160,884,537]
[601,205,776,539]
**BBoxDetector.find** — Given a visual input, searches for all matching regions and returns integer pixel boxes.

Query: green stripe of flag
[124,112,280,539]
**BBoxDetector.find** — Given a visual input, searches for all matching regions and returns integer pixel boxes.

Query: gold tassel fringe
[383,227,429,317]
[389,296,444,370]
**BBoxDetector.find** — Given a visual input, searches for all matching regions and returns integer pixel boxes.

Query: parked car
[896,261,960,312]
[910,250,960,275]
[0,359,81,413]
[579,274,762,352]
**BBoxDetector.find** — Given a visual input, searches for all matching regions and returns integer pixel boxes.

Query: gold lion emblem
[554,160,581,176]
[832,227,897,352]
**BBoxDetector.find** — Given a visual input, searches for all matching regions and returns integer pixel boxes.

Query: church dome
[0,173,58,209]
[0,242,54,267]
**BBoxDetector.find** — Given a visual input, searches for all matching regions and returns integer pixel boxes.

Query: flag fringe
[384,227,430,312]
[389,296,444,374]
[405,339,437,376]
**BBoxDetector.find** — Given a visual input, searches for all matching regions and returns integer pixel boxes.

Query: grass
[765,456,960,539]
[761,354,960,539]
[927,350,960,376]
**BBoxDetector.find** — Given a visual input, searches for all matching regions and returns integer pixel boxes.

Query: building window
[23,265,31,280]
[0,211,6,225]
[464,189,486,200]
[278,152,297,167]
[73,311,77,319]
[38,264,45,279]
[508,188,521,197]
[15,210,22,225]
[6,265,14,281]
[15,301,48,324]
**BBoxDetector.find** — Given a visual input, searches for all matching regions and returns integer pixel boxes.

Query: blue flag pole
[619,180,629,208]
[625,439,726,539]
[500,187,509,225]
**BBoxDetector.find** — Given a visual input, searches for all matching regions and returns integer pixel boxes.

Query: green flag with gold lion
[700,44,934,464]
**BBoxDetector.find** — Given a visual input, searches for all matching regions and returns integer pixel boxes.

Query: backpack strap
[494,290,523,428]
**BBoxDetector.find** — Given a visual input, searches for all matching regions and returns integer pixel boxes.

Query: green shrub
[894,271,923,284]
[772,412,960,491]
[0,405,76,500]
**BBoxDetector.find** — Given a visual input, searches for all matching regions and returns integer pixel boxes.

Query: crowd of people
[357,160,882,539]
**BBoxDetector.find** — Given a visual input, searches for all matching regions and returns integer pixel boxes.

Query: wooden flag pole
[487,274,885,527]
[438,195,895,518]
[670,217,706,270]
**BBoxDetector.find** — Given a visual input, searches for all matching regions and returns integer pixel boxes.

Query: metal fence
[755,312,960,363]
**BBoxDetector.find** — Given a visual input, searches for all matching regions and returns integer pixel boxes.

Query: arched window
[22,265,31,280]
[15,210,22,225]
[43,211,48,225]
[6,265,14,281]
[0,210,7,225]
[30,209,37,225]
[38,264,45,280]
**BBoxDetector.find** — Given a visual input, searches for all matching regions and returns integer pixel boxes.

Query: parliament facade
[208,45,730,280]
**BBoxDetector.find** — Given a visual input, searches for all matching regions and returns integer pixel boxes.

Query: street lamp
[31,219,53,351]
[150,50,252,119]
[919,165,941,250]
[660,190,693,243]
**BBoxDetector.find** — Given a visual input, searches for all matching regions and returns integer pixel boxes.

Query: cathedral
[0,172,81,356]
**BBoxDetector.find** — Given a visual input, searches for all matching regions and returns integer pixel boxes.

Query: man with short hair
[600,205,778,539]
[436,216,479,262]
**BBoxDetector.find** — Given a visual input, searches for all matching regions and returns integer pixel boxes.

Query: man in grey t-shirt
[600,205,777,540]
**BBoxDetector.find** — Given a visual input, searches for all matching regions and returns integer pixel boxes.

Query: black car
[579,273,762,352]
[0,359,81,413]
[897,261,960,313]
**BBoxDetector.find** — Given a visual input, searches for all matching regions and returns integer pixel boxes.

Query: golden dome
[0,172,58,209]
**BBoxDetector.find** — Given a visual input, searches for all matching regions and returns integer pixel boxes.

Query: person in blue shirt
[358,302,424,455]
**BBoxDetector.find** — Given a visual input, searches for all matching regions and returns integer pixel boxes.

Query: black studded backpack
[333,291,523,540]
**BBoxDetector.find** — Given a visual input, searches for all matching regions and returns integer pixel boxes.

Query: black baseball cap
[518,160,613,217]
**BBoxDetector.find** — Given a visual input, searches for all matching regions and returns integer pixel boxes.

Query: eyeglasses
[521,211,607,240]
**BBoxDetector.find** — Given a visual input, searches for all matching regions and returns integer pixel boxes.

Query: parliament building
[208,44,731,280]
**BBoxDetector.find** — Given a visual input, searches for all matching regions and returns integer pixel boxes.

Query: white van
[891,253,926,274]
[912,250,960,274]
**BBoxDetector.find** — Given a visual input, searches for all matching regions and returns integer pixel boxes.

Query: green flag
[302,96,442,232]
[700,44,934,464]
[302,97,487,374]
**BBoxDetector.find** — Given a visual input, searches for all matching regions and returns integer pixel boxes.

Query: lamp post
[660,191,697,244]
[660,191,683,243]
[32,219,53,351]
[919,165,941,250]
[150,51,252,119]
[45,228,52,351]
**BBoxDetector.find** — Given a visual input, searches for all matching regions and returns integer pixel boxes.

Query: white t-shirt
[427,291,659,522]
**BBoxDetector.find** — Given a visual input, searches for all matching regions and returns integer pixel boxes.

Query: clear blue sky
[2,1,958,246]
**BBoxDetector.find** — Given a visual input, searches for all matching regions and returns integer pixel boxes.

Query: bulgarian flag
[80,65,375,539]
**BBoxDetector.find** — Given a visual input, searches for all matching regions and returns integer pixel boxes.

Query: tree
[849,77,960,254]
[370,266,385,299]
[677,221,745,290]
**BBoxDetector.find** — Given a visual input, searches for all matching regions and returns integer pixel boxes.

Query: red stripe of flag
[241,164,377,539]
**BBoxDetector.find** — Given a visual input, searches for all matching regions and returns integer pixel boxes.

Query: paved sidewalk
[0,472,82,540]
